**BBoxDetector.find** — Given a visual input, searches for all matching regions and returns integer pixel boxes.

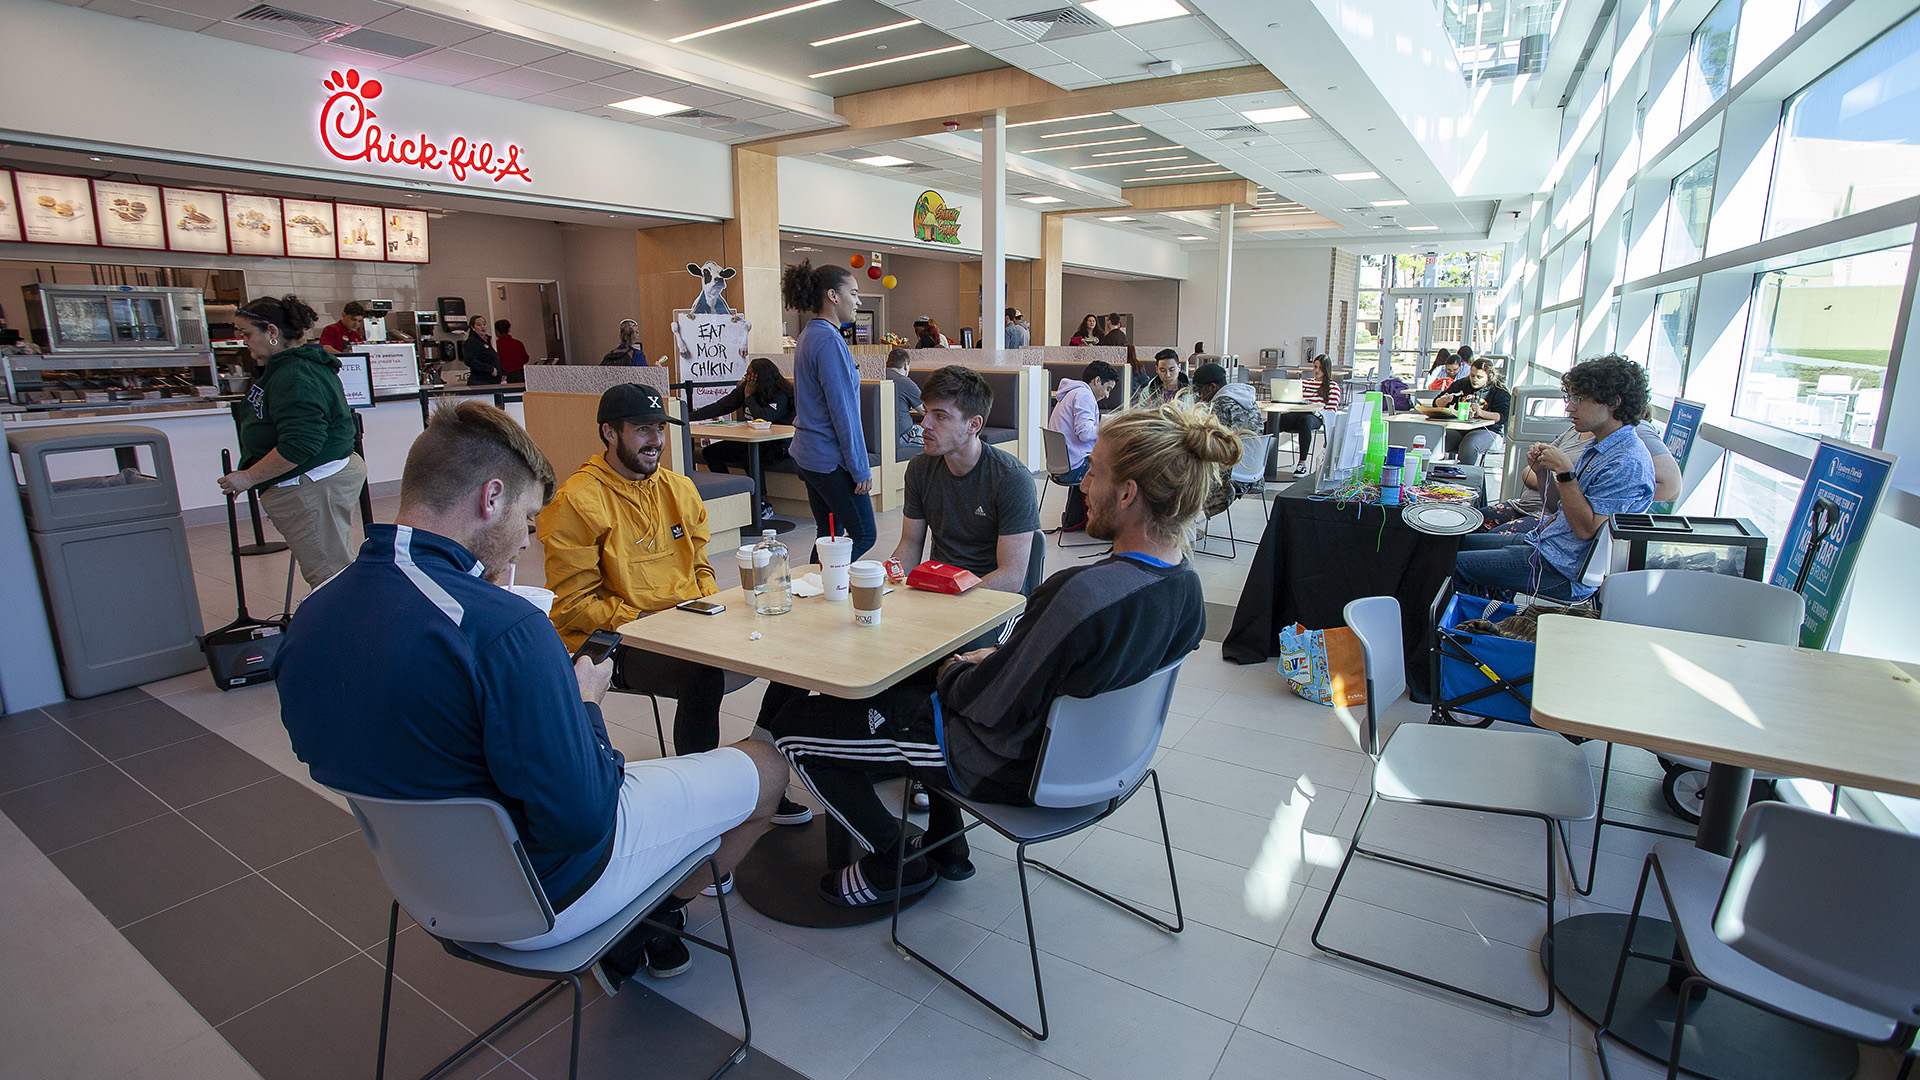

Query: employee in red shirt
[318,300,369,354]
[494,318,530,383]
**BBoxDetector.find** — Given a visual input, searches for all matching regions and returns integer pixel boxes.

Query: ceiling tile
[1155,39,1247,67]
[1027,62,1103,89]
[201,21,312,52]
[525,52,625,81]
[943,19,1037,50]
[276,0,396,26]
[543,81,636,107]
[592,70,687,97]
[361,9,485,47]
[522,91,602,112]
[654,85,738,111]
[383,59,471,86]
[895,0,990,22]
[298,41,402,69]
[453,73,543,99]
[452,32,562,66]
[407,49,514,78]
[1116,16,1220,50]
[84,0,215,33]
[138,0,243,16]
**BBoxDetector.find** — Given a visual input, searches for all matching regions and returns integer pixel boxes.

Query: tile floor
[2,479,1905,1080]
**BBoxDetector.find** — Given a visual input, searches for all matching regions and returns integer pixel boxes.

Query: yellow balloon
[882,274,898,289]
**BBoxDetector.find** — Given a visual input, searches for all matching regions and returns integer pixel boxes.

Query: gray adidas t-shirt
[903,442,1041,578]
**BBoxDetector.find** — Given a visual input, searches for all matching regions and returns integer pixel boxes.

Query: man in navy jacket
[275,401,786,987]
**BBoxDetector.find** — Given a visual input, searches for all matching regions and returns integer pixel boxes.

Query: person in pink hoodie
[1047,360,1121,531]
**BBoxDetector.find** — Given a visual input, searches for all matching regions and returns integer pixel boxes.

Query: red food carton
[884,557,906,583]
[905,561,980,594]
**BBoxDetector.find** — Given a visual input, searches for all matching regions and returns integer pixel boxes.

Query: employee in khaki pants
[217,293,366,587]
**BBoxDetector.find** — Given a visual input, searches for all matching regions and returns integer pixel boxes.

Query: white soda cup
[818,535,853,601]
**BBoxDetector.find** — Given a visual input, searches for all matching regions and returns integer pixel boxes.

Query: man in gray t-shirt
[891,366,1040,594]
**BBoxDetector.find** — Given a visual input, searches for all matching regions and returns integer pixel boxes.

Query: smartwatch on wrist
[1555,471,1576,485]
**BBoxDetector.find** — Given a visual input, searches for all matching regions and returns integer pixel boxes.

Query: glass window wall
[1648,286,1698,397]
[1662,153,1718,269]
[1683,0,1743,126]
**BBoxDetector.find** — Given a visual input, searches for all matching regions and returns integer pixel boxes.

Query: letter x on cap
[598,383,683,426]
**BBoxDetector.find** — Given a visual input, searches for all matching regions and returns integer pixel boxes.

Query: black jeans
[796,464,876,564]
[612,647,724,755]
[1272,412,1323,461]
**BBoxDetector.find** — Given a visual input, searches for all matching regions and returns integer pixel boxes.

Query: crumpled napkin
[790,572,824,597]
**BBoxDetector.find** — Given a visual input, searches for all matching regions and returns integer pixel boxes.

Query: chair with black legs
[1193,433,1272,560]
[1594,801,1920,1080]
[338,791,752,1080]
[611,661,758,755]
[1040,427,1106,555]
[1311,595,1596,1016]
[890,660,1186,1040]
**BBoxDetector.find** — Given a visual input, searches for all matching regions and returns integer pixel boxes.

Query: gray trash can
[8,424,205,698]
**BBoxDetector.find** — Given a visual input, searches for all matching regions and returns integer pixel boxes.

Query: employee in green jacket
[217,294,367,586]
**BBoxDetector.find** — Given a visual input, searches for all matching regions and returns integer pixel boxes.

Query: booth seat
[907,367,1027,453]
[763,378,903,512]
[1041,362,1129,414]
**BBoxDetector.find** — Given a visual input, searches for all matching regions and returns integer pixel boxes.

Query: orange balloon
[882,274,897,289]
[849,254,865,268]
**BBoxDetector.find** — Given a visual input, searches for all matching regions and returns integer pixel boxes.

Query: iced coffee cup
[736,545,758,593]
[850,560,886,626]
[818,536,853,601]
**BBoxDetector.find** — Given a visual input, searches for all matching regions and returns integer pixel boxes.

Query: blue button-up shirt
[1529,423,1654,595]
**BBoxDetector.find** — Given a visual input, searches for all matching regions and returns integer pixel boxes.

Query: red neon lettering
[318,70,532,185]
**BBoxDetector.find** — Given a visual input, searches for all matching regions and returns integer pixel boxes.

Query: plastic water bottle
[753,529,791,615]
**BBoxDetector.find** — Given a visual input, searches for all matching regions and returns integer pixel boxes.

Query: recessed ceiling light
[810,18,919,46]
[1041,123,1140,138]
[1071,156,1186,170]
[1020,195,1065,204]
[673,0,841,42]
[1123,170,1233,182]
[1406,225,1440,231]
[612,95,691,116]
[1332,170,1380,181]
[853,155,912,166]
[1091,146,1181,158]
[1025,136,1148,152]
[809,43,970,78]
[1099,215,1137,221]
[1081,0,1190,28]
[1242,105,1310,123]
[1176,234,1208,240]
[1145,161,1215,171]
[1371,199,1410,206]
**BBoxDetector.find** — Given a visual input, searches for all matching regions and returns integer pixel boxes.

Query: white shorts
[501,746,759,950]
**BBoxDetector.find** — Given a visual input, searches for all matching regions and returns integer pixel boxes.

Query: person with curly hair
[1452,354,1654,602]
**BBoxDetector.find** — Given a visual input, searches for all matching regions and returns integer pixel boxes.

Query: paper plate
[1403,501,1484,536]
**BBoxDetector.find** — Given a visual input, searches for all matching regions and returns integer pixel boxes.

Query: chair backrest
[1599,569,1804,645]
[1040,426,1075,475]
[1578,519,1612,591]
[1029,660,1183,808]
[1023,529,1047,596]
[1815,374,1853,394]
[1231,434,1271,485]
[1343,595,1405,757]
[338,790,555,943]
[1714,802,1920,1025]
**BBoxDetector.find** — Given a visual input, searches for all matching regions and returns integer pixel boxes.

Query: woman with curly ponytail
[781,259,875,561]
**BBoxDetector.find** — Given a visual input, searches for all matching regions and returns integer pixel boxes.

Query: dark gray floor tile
[218,953,508,1080]
[39,687,153,721]
[49,811,250,927]
[61,696,206,759]
[0,706,57,735]
[181,776,357,871]
[0,763,170,853]
[511,982,794,1080]
[0,722,107,795]
[389,924,586,1054]
[121,874,358,1026]
[117,733,279,809]
[261,834,396,949]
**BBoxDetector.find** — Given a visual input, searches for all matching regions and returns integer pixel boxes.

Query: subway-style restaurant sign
[914,190,961,245]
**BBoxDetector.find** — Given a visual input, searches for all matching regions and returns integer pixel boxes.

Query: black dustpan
[200,449,294,690]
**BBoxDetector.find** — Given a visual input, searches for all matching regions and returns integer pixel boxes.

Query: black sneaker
[772,796,813,826]
[760,502,777,521]
[641,905,690,979]
[700,871,733,897]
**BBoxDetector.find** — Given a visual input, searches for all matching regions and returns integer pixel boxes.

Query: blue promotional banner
[1768,438,1897,648]
[1654,398,1706,513]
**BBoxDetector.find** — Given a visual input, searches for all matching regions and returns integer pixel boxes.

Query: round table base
[760,516,799,535]
[1549,913,1856,1080]
[735,819,935,928]
[236,541,289,556]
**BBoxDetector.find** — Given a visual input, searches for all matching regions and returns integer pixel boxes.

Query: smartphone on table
[573,628,622,665]
[676,598,726,615]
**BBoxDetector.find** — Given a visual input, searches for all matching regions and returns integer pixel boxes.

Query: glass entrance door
[1378,288,1477,380]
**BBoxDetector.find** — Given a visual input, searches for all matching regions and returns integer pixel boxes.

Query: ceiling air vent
[1277,168,1325,177]
[330,27,433,58]
[233,4,353,41]
[1008,7,1103,43]
[658,110,735,125]
[1203,125,1264,137]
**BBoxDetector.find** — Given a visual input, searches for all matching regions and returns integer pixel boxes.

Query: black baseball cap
[1192,363,1228,387]
[597,383,681,426]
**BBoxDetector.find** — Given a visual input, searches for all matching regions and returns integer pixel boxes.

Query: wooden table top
[688,422,795,443]
[1531,616,1920,798]
[617,575,1026,698]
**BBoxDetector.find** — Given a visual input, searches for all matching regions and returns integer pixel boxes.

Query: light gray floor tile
[1174,718,1370,793]
[1210,1026,1385,1080]
[1057,826,1303,947]
[119,1028,266,1080]
[0,812,120,978]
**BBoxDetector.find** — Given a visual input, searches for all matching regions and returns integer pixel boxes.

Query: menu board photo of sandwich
[0,171,22,243]
[335,203,385,261]
[384,208,430,263]
[93,180,166,250]
[281,198,336,259]
[16,172,98,246]
[226,193,284,256]
[162,187,229,253]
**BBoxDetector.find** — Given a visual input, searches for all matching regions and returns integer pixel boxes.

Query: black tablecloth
[1222,469,1484,698]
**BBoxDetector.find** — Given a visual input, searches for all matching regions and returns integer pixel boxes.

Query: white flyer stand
[672,311,751,412]
[363,342,420,395]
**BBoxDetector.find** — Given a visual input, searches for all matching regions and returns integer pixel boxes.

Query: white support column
[1214,204,1234,356]
[982,111,1009,358]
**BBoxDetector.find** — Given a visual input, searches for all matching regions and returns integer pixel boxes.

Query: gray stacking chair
[891,659,1187,1040]
[1580,571,1807,891]
[337,791,751,1080]
[1595,802,1920,1080]
[1041,426,1106,553]
[1193,433,1272,560]
[1311,596,1596,1016]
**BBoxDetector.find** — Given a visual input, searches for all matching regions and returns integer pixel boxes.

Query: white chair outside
[1310,596,1596,1016]
[891,660,1187,1041]
[1594,802,1920,1080]
[338,791,751,1080]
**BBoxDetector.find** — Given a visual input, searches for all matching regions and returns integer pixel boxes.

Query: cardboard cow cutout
[688,261,736,314]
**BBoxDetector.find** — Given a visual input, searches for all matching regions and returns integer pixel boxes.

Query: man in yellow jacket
[540,384,812,841]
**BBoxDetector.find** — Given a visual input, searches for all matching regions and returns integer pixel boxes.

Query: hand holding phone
[573,628,622,665]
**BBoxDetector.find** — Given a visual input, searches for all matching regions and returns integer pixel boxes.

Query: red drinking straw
[828,513,836,539]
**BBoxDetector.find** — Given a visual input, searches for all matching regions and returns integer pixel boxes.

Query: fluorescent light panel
[1370,199,1409,206]
[1080,0,1190,28]
[1176,234,1208,240]
[1144,161,1216,171]
[1020,194,1065,204]
[1123,170,1232,181]
[853,155,911,166]
[1242,105,1310,123]
[809,43,970,78]
[611,95,691,116]
[1406,225,1440,231]
[1040,123,1140,138]
[673,0,840,43]
[1024,136,1148,152]
[1071,156,1186,170]
[1332,170,1380,181]
[1099,215,1136,221]
[810,18,919,46]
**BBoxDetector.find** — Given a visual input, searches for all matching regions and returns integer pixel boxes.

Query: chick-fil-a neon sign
[319,69,532,185]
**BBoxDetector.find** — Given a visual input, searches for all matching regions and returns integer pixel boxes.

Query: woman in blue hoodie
[782,260,875,561]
